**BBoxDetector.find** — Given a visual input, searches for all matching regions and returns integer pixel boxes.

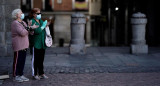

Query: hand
[47,20,51,26]
[29,31,34,35]
[41,20,47,30]
[30,23,39,29]
[27,20,32,26]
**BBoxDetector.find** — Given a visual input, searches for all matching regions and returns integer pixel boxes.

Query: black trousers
[13,50,26,77]
[33,48,45,75]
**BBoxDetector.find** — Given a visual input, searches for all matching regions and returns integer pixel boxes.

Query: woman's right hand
[30,23,39,29]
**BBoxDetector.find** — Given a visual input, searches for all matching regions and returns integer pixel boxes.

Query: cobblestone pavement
[0,47,160,86]
[1,73,160,86]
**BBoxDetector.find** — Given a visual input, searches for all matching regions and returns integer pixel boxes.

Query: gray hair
[12,9,21,19]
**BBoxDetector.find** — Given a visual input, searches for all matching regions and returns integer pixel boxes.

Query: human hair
[29,8,41,19]
[12,9,21,20]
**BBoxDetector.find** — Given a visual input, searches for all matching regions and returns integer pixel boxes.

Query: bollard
[131,12,148,54]
[70,12,86,54]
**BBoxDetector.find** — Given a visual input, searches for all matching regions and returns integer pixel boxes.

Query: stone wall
[43,12,91,47]
[0,0,20,57]
[54,14,71,46]
[89,0,101,15]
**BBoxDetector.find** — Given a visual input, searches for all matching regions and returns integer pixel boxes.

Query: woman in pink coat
[11,9,38,82]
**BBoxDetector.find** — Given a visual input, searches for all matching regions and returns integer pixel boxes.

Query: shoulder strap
[18,21,30,31]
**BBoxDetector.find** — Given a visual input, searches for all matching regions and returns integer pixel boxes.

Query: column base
[70,44,86,54]
[7,44,13,56]
[131,44,148,54]
[0,44,13,57]
[0,45,7,57]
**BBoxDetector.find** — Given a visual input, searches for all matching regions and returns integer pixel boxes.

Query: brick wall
[54,0,72,11]
[33,0,42,9]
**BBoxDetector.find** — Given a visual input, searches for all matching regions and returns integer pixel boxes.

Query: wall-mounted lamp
[115,7,119,11]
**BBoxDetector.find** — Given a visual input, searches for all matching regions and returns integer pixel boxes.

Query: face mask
[21,14,25,20]
[36,14,41,20]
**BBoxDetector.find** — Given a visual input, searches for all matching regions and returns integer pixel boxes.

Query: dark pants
[13,50,26,77]
[34,48,45,75]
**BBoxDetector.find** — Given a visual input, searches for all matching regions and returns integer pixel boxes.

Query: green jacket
[31,19,47,49]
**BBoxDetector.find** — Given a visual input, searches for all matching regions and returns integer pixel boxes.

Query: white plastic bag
[45,26,52,47]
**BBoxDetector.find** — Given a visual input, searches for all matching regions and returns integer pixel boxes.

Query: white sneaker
[40,74,48,79]
[20,75,29,82]
[14,76,23,83]
[33,75,40,80]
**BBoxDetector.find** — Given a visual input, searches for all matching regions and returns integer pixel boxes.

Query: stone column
[131,12,148,54]
[0,0,20,57]
[0,1,6,56]
[70,13,86,54]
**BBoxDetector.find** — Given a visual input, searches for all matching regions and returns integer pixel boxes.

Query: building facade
[0,0,160,56]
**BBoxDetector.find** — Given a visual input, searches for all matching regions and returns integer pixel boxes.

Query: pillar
[70,12,86,54]
[131,12,148,54]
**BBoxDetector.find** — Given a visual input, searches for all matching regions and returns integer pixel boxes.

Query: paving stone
[59,67,66,73]
[1,47,160,75]
[68,68,75,73]
[1,47,160,86]
[2,73,160,86]
[0,80,3,85]
[64,67,69,73]
[50,66,57,74]
[89,67,95,73]
[55,67,61,73]
[79,67,85,73]
[75,68,80,74]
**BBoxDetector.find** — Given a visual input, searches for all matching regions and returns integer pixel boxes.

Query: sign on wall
[74,0,88,10]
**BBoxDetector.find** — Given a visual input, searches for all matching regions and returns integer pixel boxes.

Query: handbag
[45,26,53,47]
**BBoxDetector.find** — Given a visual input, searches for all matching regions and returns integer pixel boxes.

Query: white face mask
[36,14,41,20]
[21,14,25,20]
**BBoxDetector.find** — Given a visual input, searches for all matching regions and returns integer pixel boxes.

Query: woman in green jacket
[29,8,49,80]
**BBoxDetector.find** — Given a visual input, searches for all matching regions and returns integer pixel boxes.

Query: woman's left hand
[28,20,32,26]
